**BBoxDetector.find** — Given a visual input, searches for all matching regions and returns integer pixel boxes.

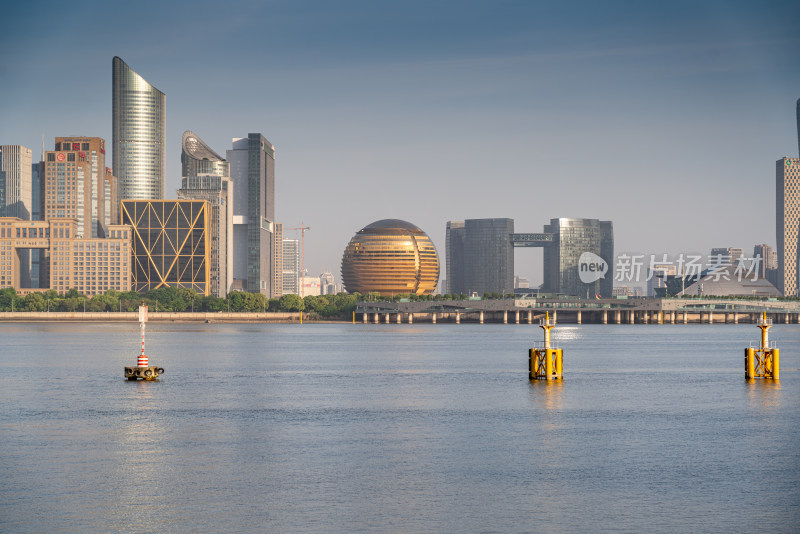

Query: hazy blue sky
[2,0,799,287]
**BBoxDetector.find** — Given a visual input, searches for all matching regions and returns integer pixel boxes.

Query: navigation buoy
[745,311,779,380]
[529,311,563,380]
[125,305,164,381]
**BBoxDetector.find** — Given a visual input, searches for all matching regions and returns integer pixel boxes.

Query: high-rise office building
[272,222,283,298]
[753,244,777,275]
[445,221,465,295]
[178,175,232,298]
[181,131,229,177]
[48,137,116,238]
[446,218,514,295]
[777,158,800,295]
[112,56,165,203]
[282,238,300,295]
[542,218,614,298]
[0,145,32,220]
[226,134,276,295]
[709,247,744,265]
[320,272,335,295]
[121,200,211,295]
[178,131,232,298]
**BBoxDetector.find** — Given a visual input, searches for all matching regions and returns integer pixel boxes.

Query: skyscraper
[0,145,32,219]
[112,56,165,203]
[542,218,614,298]
[226,134,276,295]
[178,131,232,298]
[282,238,300,295]
[445,221,465,295]
[49,137,116,237]
[777,157,800,295]
[446,218,514,296]
[181,131,229,177]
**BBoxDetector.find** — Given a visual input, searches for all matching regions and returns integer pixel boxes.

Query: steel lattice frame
[121,200,210,295]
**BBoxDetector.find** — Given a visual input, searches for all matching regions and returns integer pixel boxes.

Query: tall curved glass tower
[112,56,165,203]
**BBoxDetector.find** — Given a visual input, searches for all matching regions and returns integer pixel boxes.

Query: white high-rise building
[282,238,300,295]
[0,145,32,219]
[320,272,335,295]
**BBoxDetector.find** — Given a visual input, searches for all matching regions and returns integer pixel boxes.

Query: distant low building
[514,276,530,289]
[676,265,779,297]
[647,263,677,297]
[300,276,321,297]
[613,286,634,297]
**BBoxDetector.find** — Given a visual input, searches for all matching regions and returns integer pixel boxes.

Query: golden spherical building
[341,219,440,295]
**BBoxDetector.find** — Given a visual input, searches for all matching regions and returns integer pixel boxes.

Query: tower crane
[286,223,310,296]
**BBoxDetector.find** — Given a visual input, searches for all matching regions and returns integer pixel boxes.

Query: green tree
[278,294,304,312]
[303,295,328,313]
[0,287,17,311]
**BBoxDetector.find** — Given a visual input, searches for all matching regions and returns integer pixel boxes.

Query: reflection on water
[528,379,564,412]
[746,379,783,409]
[1,323,798,533]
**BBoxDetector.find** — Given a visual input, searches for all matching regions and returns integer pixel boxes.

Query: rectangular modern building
[47,137,116,238]
[542,218,614,298]
[445,221,465,295]
[177,175,233,298]
[121,200,211,295]
[282,238,300,295]
[0,145,32,220]
[0,217,132,296]
[777,157,800,295]
[446,218,514,296]
[227,134,276,296]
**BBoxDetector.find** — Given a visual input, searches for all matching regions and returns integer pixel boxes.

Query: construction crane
[286,223,310,296]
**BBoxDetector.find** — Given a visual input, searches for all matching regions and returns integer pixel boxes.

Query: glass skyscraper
[112,56,165,203]
[542,218,614,298]
[226,134,276,295]
[182,131,229,177]
[446,218,514,296]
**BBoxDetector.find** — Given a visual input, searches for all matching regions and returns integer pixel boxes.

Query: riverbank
[0,311,323,323]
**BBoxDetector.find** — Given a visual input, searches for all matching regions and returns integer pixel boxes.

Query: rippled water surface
[1,322,799,533]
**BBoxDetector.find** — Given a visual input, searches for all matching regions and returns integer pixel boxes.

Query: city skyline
[2,1,799,287]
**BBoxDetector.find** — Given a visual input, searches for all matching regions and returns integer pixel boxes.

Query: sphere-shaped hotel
[341,219,440,296]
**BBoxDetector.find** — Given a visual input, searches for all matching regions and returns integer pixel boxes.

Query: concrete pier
[577,310,582,324]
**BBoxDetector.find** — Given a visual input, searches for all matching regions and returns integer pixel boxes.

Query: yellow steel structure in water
[745,311,780,380]
[529,312,563,380]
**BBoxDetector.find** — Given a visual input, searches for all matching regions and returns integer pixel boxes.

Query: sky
[2,0,799,289]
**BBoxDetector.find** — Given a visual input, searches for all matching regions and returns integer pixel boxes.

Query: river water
[1,322,798,533]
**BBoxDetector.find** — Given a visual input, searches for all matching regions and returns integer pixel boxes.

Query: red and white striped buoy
[138,305,148,367]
